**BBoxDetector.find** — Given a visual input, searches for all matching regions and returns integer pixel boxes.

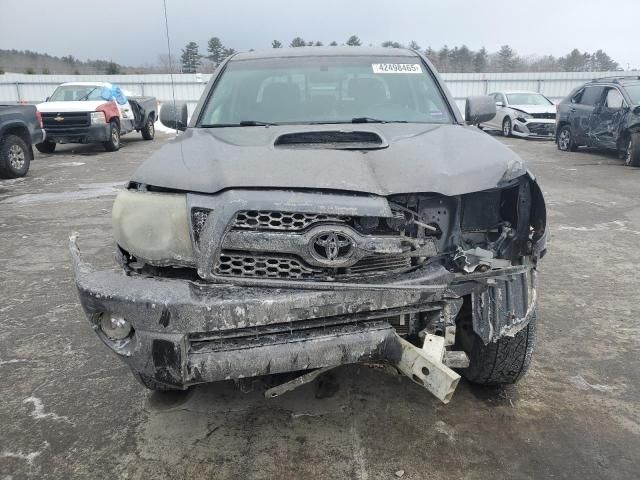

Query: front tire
[457,310,537,385]
[623,133,640,167]
[141,114,155,140]
[557,125,577,152]
[35,140,56,154]
[0,134,31,179]
[502,117,512,137]
[103,121,121,152]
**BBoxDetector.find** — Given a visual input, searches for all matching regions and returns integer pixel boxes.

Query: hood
[131,123,525,197]
[37,101,107,113]
[509,104,556,115]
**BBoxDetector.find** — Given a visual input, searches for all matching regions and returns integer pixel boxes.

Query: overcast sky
[1,0,637,69]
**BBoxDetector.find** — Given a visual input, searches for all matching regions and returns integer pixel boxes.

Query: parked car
[556,76,640,166]
[0,104,46,178]
[480,91,556,138]
[70,47,547,404]
[36,82,157,153]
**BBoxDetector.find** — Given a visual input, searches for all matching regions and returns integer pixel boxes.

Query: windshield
[625,85,640,105]
[49,85,105,102]
[506,93,553,106]
[198,56,452,126]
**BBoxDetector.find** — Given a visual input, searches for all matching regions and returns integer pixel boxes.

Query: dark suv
[556,76,640,166]
[71,47,547,404]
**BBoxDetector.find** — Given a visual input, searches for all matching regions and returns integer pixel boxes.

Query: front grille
[530,113,555,120]
[344,255,411,274]
[527,123,555,135]
[214,253,322,279]
[214,251,412,280]
[198,205,430,282]
[233,210,349,231]
[41,112,90,130]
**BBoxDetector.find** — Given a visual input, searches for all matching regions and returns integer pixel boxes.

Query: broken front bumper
[70,235,536,403]
[512,118,556,139]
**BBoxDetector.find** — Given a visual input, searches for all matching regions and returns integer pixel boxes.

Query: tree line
[0,40,621,76]
[179,36,620,74]
[0,49,128,75]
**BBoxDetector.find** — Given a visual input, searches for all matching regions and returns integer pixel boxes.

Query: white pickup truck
[36,82,157,152]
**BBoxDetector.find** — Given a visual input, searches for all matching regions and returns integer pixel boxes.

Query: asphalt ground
[1,131,639,479]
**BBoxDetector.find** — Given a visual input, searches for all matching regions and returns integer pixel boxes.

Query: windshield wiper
[77,88,98,102]
[200,120,277,128]
[239,120,277,126]
[351,117,408,124]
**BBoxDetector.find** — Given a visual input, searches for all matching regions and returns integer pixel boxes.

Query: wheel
[131,371,182,392]
[103,121,121,151]
[35,140,56,154]
[557,125,577,152]
[0,134,31,179]
[457,309,537,385]
[623,133,640,167]
[141,114,155,140]
[502,117,512,137]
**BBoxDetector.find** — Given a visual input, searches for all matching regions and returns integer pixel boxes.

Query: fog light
[100,313,132,340]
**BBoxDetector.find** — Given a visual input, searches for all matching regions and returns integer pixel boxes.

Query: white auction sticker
[372,63,423,74]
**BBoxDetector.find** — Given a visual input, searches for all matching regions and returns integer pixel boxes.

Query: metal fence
[1,71,639,112]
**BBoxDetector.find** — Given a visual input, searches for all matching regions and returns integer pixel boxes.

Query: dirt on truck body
[71,47,548,403]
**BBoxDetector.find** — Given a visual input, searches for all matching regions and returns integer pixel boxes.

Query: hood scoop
[274,130,388,150]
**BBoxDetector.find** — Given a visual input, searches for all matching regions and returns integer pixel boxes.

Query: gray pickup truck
[0,104,46,178]
[71,47,548,403]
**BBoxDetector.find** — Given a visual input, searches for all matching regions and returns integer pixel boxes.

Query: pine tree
[473,47,488,73]
[290,37,307,47]
[207,37,225,65]
[346,35,362,46]
[496,45,517,72]
[181,41,201,73]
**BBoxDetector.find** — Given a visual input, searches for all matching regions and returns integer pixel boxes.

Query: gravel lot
[1,132,639,480]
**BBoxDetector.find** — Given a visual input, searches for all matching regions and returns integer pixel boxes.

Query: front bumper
[46,124,110,144]
[32,128,46,145]
[70,232,536,401]
[512,118,556,139]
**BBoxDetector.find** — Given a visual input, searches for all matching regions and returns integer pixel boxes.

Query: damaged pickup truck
[71,47,547,403]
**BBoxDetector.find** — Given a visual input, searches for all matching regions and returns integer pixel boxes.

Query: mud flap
[472,270,536,345]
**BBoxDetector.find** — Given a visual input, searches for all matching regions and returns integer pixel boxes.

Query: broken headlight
[112,190,194,264]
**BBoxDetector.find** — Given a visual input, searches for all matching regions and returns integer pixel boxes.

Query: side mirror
[45,96,50,102]
[633,105,640,115]
[160,102,188,131]
[465,96,496,125]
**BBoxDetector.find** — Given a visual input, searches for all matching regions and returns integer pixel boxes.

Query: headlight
[91,111,106,124]
[515,112,531,123]
[501,158,527,182]
[112,191,194,264]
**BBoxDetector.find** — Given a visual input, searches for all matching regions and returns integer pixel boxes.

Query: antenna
[162,0,179,135]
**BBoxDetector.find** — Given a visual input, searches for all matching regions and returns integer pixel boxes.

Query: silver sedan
[481,91,556,139]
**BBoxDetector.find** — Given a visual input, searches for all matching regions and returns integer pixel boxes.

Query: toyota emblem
[310,231,354,263]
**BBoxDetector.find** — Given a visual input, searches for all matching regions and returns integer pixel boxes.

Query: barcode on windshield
[372,64,423,74]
